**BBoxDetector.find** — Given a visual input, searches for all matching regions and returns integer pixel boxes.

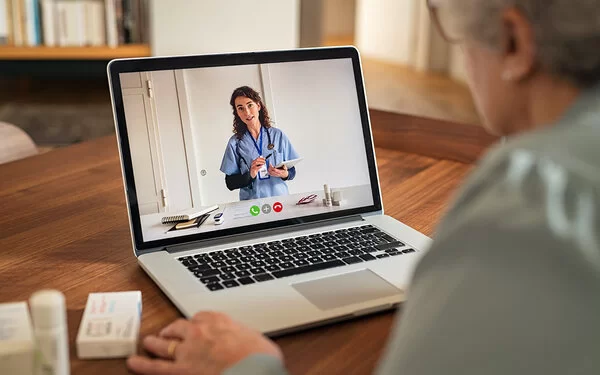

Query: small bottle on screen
[324,184,332,207]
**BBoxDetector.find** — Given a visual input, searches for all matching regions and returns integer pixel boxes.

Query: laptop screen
[109,48,382,251]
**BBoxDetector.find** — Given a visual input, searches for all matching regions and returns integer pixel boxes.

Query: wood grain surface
[370,109,498,164]
[0,128,473,374]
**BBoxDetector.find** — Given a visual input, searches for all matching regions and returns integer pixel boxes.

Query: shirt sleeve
[375,150,600,375]
[223,354,288,375]
[220,138,241,175]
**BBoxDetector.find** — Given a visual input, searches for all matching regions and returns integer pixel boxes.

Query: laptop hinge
[164,215,365,254]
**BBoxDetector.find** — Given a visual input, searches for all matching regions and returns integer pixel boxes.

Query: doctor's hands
[269,164,289,179]
[250,157,266,179]
[127,311,284,375]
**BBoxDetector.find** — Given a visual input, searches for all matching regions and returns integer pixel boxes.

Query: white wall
[355,0,419,65]
[265,58,371,194]
[182,65,264,205]
[150,0,300,56]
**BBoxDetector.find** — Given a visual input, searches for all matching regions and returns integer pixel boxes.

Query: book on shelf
[0,0,149,48]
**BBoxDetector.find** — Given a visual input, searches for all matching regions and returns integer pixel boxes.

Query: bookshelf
[0,44,151,60]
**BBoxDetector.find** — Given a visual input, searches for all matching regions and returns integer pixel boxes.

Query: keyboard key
[193,254,209,260]
[270,251,284,257]
[280,262,294,269]
[281,238,295,244]
[375,241,405,251]
[384,249,401,254]
[269,245,284,251]
[250,267,266,274]
[194,269,220,278]
[254,273,274,282]
[363,247,378,253]
[336,251,351,258]
[238,277,255,285]
[212,255,227,262]
[311,243,326,250]
[307,257,323,264]
[376,254,390,259]
[265,265,281,272]
[265,258,279,264]
[307,250,321,257]
[239,246,253,251]
[273,260,345,278]
[293,259,309,266]
[188,264,212,272]
[226,258,241,265]
[220,273,236,281]
[236,263,251,270]
[361,227,378,234]
[250,261,266,267]
[388,251,402,256]
[212,261,226,268]
[253,243,267,249]
[235,270,251,278]
[267,241,281,246]
[322,254,337,261]
[221,266,236,273]
[382,234,397,242]
[342,257,363,265]
[359,254,376,261]
[402,248,416,254]
[206,283,224,291]
[348,249,364,256]
[294,253,308,260]
[200,276,219,284]
[239,256,253,262]
[223,280,240,288]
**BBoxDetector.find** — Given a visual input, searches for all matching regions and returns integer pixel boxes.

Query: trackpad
[291,269,402,310]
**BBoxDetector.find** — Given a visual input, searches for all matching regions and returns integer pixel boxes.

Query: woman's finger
[127,355,179,375]
[159,319,191,340]
[142,335,179,359]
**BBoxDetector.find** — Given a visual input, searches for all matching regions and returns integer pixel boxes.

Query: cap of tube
[29,290,67,330]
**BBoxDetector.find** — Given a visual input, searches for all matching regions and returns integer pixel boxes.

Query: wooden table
[0,112,489,374]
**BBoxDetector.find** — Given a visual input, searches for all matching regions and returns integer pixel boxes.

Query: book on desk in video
[161,205,219,224]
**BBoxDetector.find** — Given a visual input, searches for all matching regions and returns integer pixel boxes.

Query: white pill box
[76,291,142,359]
[0,302,35,375]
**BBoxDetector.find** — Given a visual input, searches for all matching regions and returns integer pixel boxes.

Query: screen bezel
[108,47,382,251]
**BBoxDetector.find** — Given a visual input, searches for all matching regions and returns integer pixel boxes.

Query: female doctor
[220,86,300,201]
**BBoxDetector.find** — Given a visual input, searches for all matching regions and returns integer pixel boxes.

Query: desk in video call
[140,185,374,242]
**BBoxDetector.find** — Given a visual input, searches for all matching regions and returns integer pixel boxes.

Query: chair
[0,121,39,165]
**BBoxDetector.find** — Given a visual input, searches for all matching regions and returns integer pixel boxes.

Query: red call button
[273,202,283,213]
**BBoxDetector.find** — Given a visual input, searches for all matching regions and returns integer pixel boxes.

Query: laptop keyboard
[177,225,416,292]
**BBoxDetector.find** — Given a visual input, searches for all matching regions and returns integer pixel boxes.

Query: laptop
[107,46,432,336]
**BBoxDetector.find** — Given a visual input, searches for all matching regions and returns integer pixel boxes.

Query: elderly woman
[128,1,600,374]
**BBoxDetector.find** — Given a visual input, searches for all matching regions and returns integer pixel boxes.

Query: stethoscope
[235,126,274,180]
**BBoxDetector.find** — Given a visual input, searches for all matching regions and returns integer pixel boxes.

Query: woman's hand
[127,311,283,375]
[250,157,266,179]
[268,164,289,179]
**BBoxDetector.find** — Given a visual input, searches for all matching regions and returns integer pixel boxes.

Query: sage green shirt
[227,84,600,375]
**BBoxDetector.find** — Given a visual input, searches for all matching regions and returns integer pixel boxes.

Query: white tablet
[275,157,303,169]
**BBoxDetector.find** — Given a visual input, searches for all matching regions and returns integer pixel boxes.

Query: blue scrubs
[220,127,299,201]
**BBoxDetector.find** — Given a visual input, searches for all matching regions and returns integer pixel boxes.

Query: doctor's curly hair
[230,86,272,140]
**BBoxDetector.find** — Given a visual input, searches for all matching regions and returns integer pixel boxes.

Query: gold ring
[167,340,178,359]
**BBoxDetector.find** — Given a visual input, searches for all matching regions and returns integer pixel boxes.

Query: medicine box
[76,291,142,359]
[0,302,35,375]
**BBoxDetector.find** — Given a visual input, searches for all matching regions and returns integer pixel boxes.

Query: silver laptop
[107,47,431,336]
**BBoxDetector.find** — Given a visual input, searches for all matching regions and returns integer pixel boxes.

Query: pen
[264,153,273,160]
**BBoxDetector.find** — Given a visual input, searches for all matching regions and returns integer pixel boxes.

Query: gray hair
[458,0,600,87]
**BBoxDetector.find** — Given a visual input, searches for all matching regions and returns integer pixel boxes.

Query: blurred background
[0,0,479,156]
